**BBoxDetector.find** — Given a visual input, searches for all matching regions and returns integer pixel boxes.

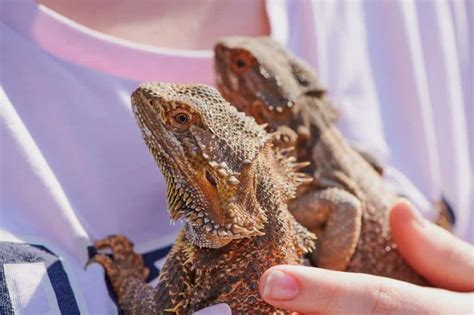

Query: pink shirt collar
[1,1,284,83]
[0,1,214,83]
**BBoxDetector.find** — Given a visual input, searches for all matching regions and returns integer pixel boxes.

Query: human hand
[259,200,474,314]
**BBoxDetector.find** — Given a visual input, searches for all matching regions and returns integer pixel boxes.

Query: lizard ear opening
[288,58,340,124]
[205,170,218,187]
[305,89,326,98]
[288,57,323,91]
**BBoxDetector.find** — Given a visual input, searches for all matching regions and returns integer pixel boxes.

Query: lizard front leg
[89,232,194,314]
[289,188,362,271]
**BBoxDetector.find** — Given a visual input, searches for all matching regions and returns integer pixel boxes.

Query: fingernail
[262,270,299,300]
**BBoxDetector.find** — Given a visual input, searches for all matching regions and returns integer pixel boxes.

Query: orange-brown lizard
[90,83,316,314]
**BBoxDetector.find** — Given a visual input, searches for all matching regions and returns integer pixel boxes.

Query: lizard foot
[88,235,150,286]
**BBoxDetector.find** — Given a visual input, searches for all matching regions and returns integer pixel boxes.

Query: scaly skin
[90,83,316,314]
[214,36,427,285]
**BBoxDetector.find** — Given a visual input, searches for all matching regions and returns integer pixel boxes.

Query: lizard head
[214,36,328,126]
[131,83,272,248]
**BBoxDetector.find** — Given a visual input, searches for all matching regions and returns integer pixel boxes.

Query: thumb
[390,200,474,291]
[259,265,472,314]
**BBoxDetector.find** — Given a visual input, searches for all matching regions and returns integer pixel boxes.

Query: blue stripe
[0,265,14,315]
[0,242,80,315]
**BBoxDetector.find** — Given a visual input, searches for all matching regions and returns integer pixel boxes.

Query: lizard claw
[88,235,149,284]
[85,254,118,277]
[93,234,135,262]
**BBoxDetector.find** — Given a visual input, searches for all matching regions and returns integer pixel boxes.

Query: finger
[390,200,474,291]
[259,265,472,314]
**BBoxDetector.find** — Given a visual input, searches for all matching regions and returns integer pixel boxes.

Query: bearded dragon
[90,83,316,314]
[214,36,428,285]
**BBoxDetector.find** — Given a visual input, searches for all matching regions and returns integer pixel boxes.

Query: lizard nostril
[205,170,217,187]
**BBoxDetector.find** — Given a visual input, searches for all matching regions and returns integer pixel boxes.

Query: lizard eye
[175,113,189,124]
[230,50,255,74]
[169,110,193,129]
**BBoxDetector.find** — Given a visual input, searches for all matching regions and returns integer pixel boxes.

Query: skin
[36,0,269,50]
[259,200,474,314]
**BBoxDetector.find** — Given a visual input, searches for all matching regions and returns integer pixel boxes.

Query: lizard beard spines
[274,146,313,201]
